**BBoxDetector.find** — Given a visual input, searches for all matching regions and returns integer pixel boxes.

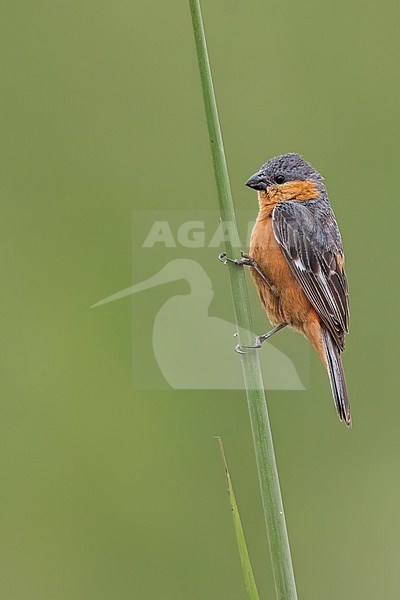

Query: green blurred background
[1,1,399,598]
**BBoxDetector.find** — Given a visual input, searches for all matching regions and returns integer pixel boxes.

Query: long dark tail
[321,328,351,427]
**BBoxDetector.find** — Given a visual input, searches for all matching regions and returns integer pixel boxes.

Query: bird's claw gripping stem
[218,251,279,298]
[234,335,263,354]
[235,344,247,354]
[218,250,253,266]
[233,332,263,354]
[233,324,287,354]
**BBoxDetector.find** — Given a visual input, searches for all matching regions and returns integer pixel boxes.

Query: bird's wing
[272,200,349,350]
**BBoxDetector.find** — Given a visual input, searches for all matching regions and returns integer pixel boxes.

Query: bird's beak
[245,171,269,191]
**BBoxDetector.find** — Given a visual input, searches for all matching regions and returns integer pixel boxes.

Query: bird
[221,153,350,426]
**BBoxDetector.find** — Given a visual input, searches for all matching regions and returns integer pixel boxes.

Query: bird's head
[246,153,325,207]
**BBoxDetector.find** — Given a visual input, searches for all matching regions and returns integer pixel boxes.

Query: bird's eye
[275,174,285,184]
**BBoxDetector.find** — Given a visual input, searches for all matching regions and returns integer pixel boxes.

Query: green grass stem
[188,2,298,598]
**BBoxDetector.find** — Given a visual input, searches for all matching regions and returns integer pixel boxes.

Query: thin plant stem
[217,437,260,600]
[188,1,298,598]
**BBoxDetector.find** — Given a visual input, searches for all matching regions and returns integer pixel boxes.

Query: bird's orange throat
[257,178,320,218]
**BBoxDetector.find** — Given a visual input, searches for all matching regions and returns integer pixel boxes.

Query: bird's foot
[234,324,287,353]
[218,250,251,266]
[234,336,263,353]
[218,251,279,298]
[233,332,262,354]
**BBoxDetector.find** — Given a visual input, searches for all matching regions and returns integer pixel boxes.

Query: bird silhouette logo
[91,258,305,390]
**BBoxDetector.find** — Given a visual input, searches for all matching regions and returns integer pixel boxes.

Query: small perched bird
[221,153,350,426]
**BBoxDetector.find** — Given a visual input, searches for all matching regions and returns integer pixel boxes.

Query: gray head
[246,153,324,191]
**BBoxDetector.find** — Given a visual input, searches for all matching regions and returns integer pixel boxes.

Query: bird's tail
[321,328,351,427]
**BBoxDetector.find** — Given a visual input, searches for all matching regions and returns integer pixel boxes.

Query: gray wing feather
[272,200,349,350]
